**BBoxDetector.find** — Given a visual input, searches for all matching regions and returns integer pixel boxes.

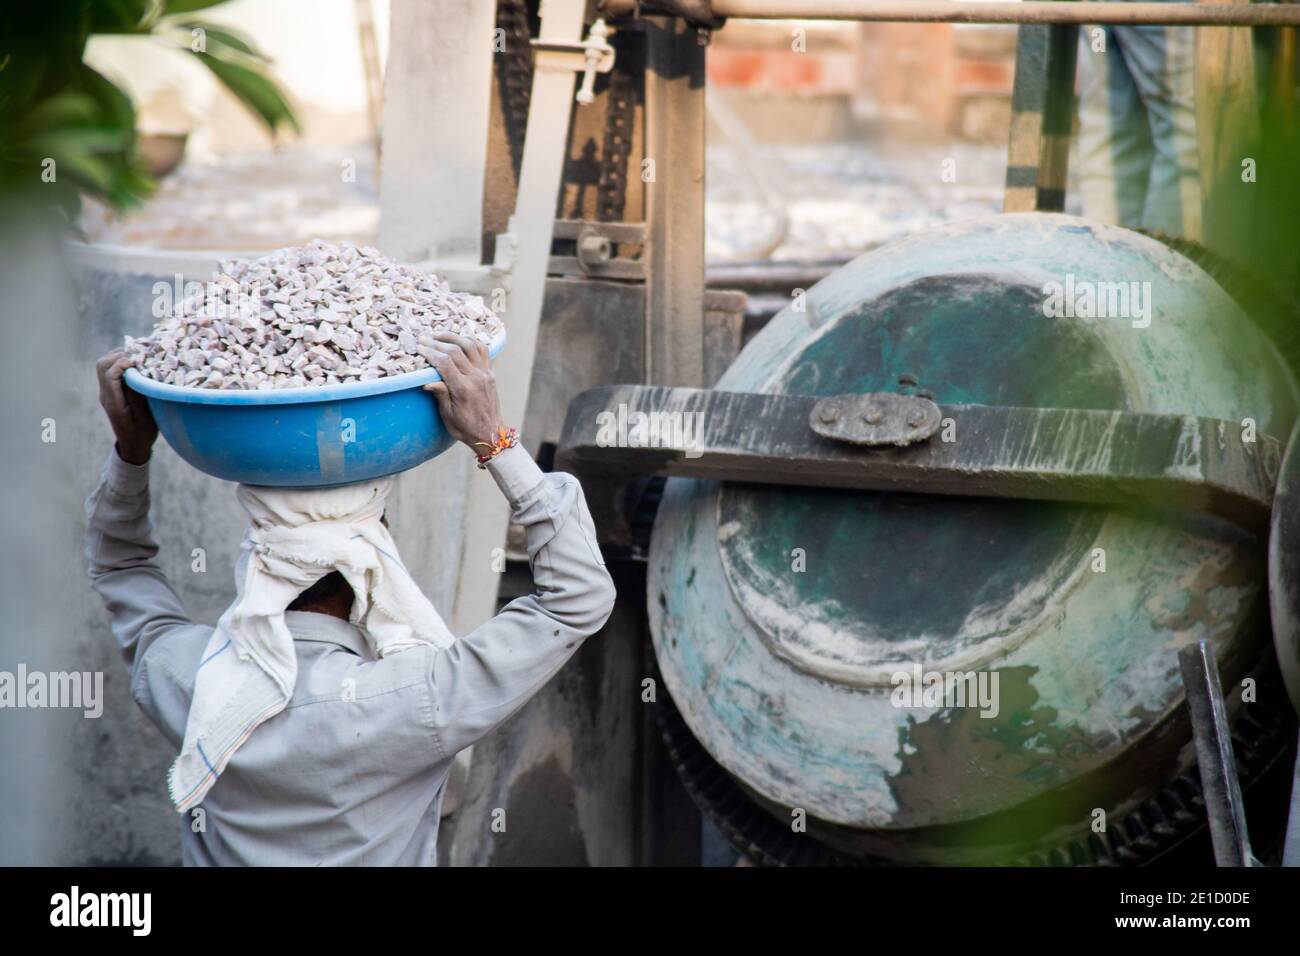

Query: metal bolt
[907,410,926,428]
[577,233,612,271]
[576,19,613,106]
[818,408,839,424]
[862,405,882,425]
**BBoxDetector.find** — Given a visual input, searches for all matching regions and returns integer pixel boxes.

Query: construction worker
[87,333,616,865]
[1076,18,1202,239]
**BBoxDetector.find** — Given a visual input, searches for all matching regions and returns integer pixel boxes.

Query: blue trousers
[1076,23,1202,239]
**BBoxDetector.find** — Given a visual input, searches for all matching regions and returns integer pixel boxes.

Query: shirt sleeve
[85,447,195,691]
[423,444,617,759]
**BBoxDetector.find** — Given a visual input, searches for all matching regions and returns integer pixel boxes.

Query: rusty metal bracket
[549,219,646,279]
[557,385,1281,530]
[810,392,942,447]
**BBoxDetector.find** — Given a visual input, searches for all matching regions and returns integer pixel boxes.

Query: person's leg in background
[1077,25,1155,228]
[1115,23,1202,239]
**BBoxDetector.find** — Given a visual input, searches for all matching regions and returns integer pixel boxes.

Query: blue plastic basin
[124,331,506,487]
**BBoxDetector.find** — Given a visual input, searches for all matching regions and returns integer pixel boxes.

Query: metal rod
[602,0,1300,28]
[645,17,709,388]
[1004,23,1076,213]
[1284,744,1300,867]
[1178,641,1255,868]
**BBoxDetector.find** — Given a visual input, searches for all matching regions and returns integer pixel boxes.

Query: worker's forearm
[485,445,617,634]
[85,448,192,671]
[423,446,616,756]
[85,447,158,576]
[483,443,547,512]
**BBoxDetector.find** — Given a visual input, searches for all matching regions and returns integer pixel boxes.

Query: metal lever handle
[532,18,616,106]
[577,19,613,104]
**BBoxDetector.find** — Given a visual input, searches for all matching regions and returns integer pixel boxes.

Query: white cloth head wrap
[168,477,454,811]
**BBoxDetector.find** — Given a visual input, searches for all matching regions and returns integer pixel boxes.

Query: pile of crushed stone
[126,239,503,389]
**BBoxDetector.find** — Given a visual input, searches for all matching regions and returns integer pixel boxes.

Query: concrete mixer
[562,213,1298,864]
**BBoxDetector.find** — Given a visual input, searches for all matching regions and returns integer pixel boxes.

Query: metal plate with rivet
[809,391,942,447]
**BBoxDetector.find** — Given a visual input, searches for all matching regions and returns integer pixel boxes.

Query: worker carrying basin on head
[87,334,616,866]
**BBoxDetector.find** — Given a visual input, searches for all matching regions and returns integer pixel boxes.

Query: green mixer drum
[647,214,1297,857]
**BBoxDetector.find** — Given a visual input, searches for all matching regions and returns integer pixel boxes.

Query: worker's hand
[422,332,505,453]
[96,348,158,466]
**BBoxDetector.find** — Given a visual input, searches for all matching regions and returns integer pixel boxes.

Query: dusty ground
[706,137,1013,261]
[80,136,1030,263]
[80,146,381,252]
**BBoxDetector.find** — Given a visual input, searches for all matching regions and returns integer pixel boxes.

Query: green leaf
[190,49,300,136]
[88,0,161,35]
[20,128,136,157]
[62,155,117,193]
[0,0,286,215]
[8,92,100,139]
[172,21,261,58]
[119,161,157,198]
[163,0,234,14]
[77,63,138,133]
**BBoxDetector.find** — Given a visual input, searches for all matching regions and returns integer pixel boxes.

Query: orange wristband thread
[474,425,518,469]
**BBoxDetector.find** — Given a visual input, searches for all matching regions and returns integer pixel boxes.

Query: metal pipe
[1285,745,1300,867]
[601,0,1300,28]
[1178,641,1256,867]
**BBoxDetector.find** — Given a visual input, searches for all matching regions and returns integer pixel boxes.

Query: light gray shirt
[85,445,616,866]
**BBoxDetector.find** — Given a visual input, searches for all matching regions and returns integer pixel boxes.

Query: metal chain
[596,64,637,222]
[497,1,636,221]
[495,0,536,178]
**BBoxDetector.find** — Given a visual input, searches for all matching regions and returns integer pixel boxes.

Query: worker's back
[134,611,451,866]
